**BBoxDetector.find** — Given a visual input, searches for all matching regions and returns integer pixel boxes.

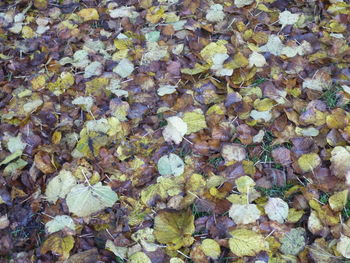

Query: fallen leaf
[157,153,185,176]
[206,4,225,23]
[182,110,207,134]
[297,153,321,173]
[331,146,350,178]
[329,190,348,212]
[66,182,118,217]
[45,170,77,204]
[229,204,261,224]
[78,8,99,21]
[280,228,305,256]
[45,215,76,234]
[221,143,246,163]
[200,239,221,259]
[162,116,188,144]
[337,234,350,259]
[154,210,195,250]
[264,197,289,223]
[129,252,151,263]
[41,234,74,260]
[229,229,268,257]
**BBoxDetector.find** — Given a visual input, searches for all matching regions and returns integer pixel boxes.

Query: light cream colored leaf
[235,0,255,8]
[113,58,134,78]
[331,146,350,178]
[337,234,350,259]
[264,197,289,223]
[7,134,26,153]
[157,85,177,96]
[157,153,184,176]
[105,240,128,260]
[45,215,76,234]
[221,143,246,163]
[66,182,118,217]
[72,96,94,112]
[248,52,266,68]
[229,204,261,224]
[84,61,103,79]
[206,4,225,22]
[162,116,187,144]
[260,35,284,56]
[23,99,43,113]
[279,10,300,29]
[307,210,323,235]
[45,170,77,203]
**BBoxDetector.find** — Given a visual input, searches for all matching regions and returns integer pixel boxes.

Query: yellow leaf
[114,39,132,50]
[22,26,35,39]
[34,0,48,9]
[253,98,275,111]
[309,199,340,226]
[85,77,110,96]
[78,8,99,21]
[183,111,207,134]
[242,160,256,175]
[201,239,221,259]
[227,193,247,204]
[52,131,62,144]
[229,229,268,257]
[31,75,46,90]
[326,108,348,129]
[287,208,304,223]
[327,20,346,33]
[41,234,74,260]
[146,6,165,24]
[297,153,321,173]
[236,175,255,194]
[129,252,151,263]
[74,129,108,158]
[200,41,228,63]
[181,63,210,75]
[329,190,348,212]
[154,210,195,250]
[226,52,249,70]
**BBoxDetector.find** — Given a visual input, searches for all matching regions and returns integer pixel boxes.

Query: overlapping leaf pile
[1,0,350,262]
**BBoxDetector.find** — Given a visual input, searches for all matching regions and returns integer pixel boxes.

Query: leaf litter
[1,0,350,262]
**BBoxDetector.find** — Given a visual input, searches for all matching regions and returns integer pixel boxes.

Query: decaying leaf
[157,153,185,176]
[45,170,77,204]
[297,153,321,173]
[328,190,348,212]
[66,182,118,217]
[337,234,350,259]
[45,215,76,234]
[162,116,188,144]
[41,234,74,260]
[221,143,246,163]
[201,239,221,259]
[331,146,350,178]
[280,228,306,255]
[229,229,268,257]
[264,197,289,223]
[182,110,207,134]
[229,204,261,224]
[154,210,195,250]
